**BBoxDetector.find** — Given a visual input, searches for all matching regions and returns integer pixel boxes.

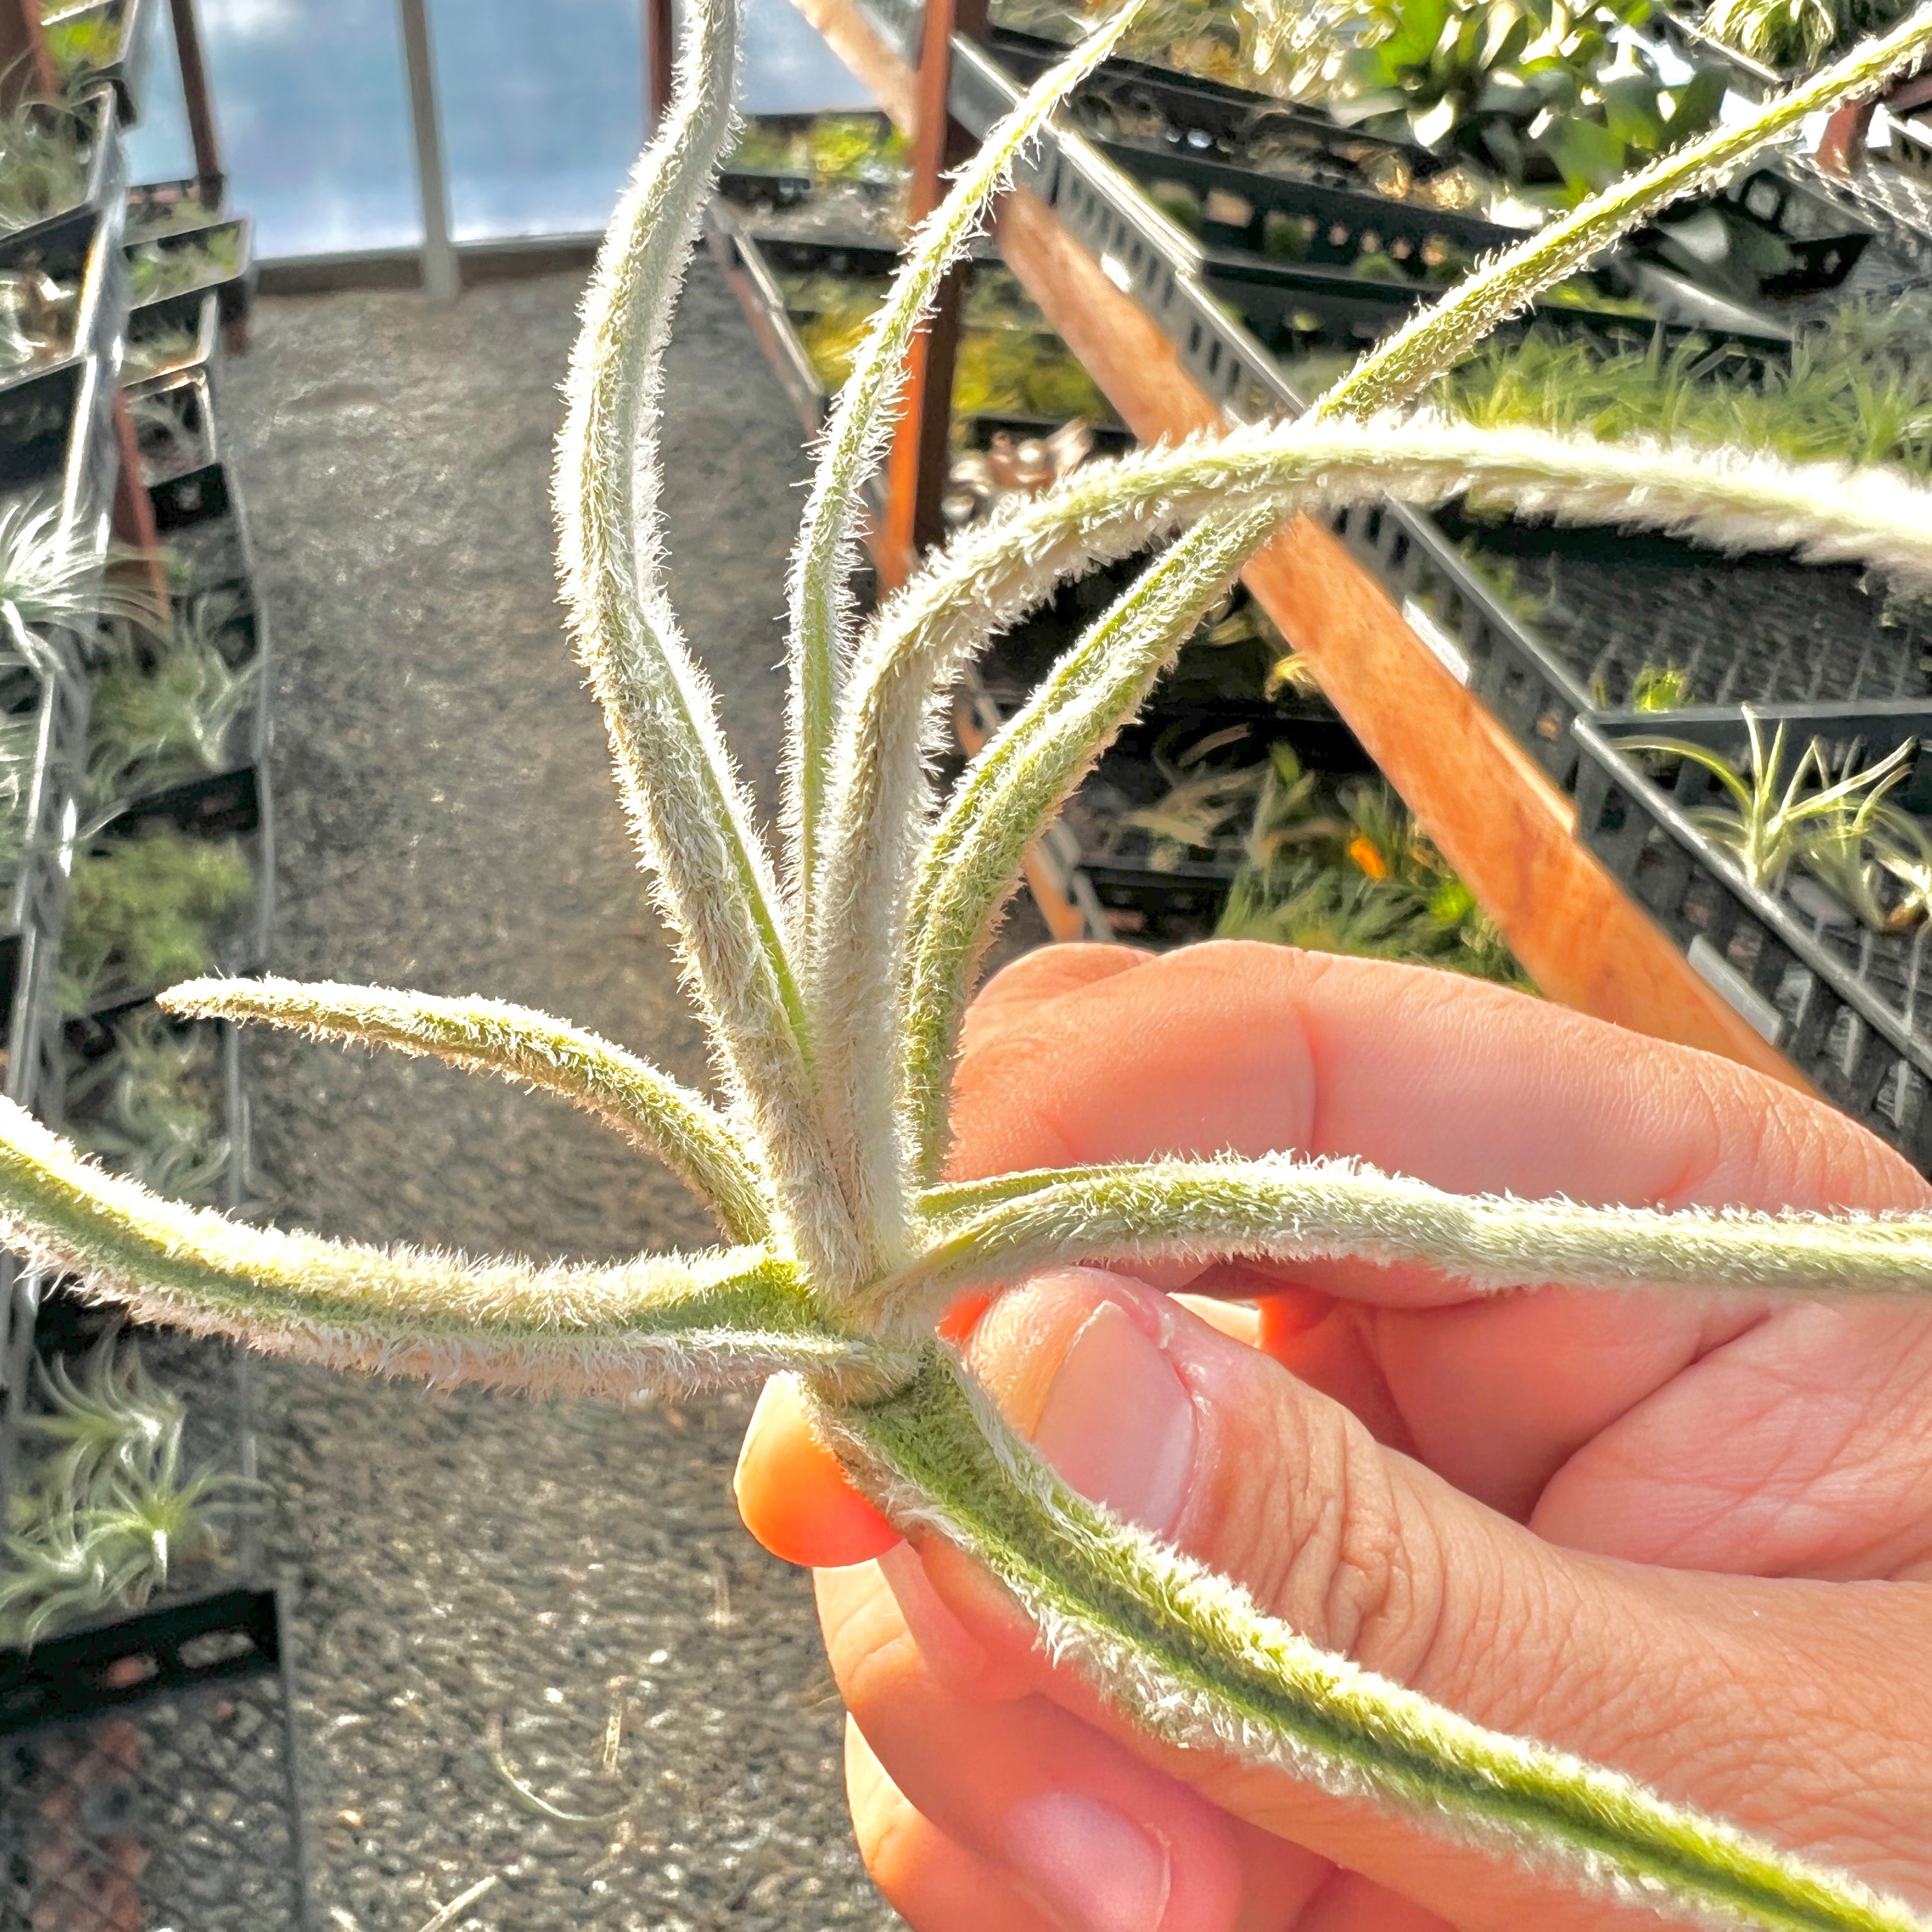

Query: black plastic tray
[0,1585,312,1929]
[124,288,220,395]
[1575,701,1932,1166]
[126,213,255,332]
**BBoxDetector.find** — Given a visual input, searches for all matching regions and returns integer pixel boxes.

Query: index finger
[949,940,1929,1221]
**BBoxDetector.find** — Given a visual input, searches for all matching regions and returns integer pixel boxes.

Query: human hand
[735,940,1932,1931]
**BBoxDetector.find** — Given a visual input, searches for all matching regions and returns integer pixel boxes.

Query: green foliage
[1333,0,1726,202]
[1704,0,1910,68]
[1437,302,1932,477]
[0,1333,234,1646]
[1216,742,1528,980]
[57,826,254,1015]
[127,224,243,306]
[785,268,1110,418]
[68,1010,231,1202]
[0,98,92,239]
[40,6,125,79]
[86,590,257,806]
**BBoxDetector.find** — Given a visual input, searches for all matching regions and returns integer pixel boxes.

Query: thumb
[927,1268,1932,1922]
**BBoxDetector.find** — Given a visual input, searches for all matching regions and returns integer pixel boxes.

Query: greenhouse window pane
[126,0,423,257]
[429,0,876,245]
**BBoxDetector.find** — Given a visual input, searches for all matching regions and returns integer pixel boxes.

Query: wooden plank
[167,0,227,200]
[992,185,1809,1085]
[786,0,921,135]
[879,0,986,579]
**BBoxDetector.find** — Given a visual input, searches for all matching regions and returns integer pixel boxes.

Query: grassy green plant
[1435,302,1932,477]
[1216,742,1527,979]
[86,590,256,805]
[56,826,254,1015]
[0,0,1921,1919]
[0,95,92,238]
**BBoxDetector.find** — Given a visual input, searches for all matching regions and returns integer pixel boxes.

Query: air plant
[55,826,254,1016]
[86,589,257,806]
[1098,721,1267,868]
[1624,709,1917,890]
[1704,0,1911,68]
[1,1333,234,1644]
[0,705,41,884]
[126,383,213,484]
[0,0,1923,1920]
[121,321,205,388]
[0,268,75,376]
[0,96,93,240]
[68,1010,231,1203]
[24,1328,183,1496]
[0,492,165,677]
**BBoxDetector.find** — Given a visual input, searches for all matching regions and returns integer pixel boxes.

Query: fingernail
[1032,1299,1195,1538]
[1003,1791,1172,1932]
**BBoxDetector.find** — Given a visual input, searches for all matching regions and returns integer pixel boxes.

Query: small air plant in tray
[0,89,117,268]
[1576,702,1932,1162]
[0,1325,245,1645]
[39,0,152,123]
[124,213,252,331]
[121,290,217,396]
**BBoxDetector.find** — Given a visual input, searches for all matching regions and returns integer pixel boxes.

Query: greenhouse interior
[1,0,1931,1927]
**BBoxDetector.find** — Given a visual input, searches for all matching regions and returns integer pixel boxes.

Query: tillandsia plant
[1623,710,1916,890]
[0,91,93,240]
[0,0,1928,1919]
[0,1331,235,1643]
[1703,0,1910,70]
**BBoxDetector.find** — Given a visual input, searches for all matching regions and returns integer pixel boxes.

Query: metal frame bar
[397,0,460,303]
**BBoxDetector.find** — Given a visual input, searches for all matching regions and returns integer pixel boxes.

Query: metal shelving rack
[0,8,305,1926]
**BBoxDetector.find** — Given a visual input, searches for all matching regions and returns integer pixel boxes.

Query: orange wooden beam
[992,186,1807,1086]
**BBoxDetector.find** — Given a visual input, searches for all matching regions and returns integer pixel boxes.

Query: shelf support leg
[877,0,987,588]
[397,0,461,304]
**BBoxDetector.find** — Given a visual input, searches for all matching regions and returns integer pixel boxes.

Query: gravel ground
[190,258,916,1932]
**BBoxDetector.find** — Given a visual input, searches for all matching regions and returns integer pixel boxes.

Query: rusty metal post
[646,0,675,124]
[0,0,57,105]
[877,0,988,586]
[167,0,226,201]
